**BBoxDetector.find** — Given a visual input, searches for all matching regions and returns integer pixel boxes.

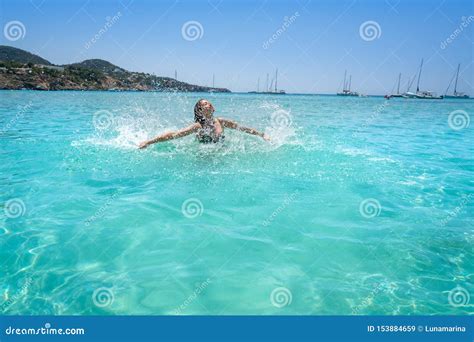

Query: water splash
[82,99,299,154]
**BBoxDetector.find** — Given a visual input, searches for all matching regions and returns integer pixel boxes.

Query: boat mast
[266,73,269,92]
[275,68,278,92]
[348,75,352,91]
[343,70,347,91]
[407,74,416,92]
[397,73,401,95]
[257,77,260,92]
[212,74,215,88]
[454,63,460,95]
[416,58,423,92]
[444,73,455,96]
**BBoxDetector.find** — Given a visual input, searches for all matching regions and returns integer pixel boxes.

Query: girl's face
[200,100,215,118]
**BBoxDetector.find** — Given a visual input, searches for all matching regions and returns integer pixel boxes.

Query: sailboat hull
[444,95,469,99]
[336,93,358,96]
[402,92,417,98]
[415,95,443,99]
[247,91,286,95]
[337,90,359,96]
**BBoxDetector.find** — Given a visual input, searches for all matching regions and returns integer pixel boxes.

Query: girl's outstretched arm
[138,123,200,149]
[218,118,270,140]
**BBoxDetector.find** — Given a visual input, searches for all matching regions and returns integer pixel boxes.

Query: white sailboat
[248,69,285,94]
[385,73,403,98]
[444,63,469,99]
[408,59,443,99]
[337,70,359,96]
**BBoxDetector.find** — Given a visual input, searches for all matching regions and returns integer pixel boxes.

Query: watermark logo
[4,198,26,218]
[440,16,474,49]
[359,21,382,41]
[181,21,204,41]
[0,102,33,136]
[352,282,395,314]
[4,20,26,41]
[0,277,32,313]
[84,12,122,50]
[92,287,114,308]
[84,189,122,227]
[352,101,389,138]
[4,322,85,335]
[173,278,211,314]
[270,109,292,129]
[359,198,381,218]
[262,12,300,49]
[181,198,204,219]
[440,193,472,226]
[270,287,292,308]
[262,190,299,227]
[448,286,470,307]
[448,110,470,131]
[93,110,114,131]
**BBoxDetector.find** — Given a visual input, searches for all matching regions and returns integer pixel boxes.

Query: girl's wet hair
[194,99,208,125]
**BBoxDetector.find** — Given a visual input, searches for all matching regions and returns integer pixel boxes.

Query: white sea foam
[264,126,296,148]
[79,107,174,149]
[368,157,396,163]
[337,147,373,157]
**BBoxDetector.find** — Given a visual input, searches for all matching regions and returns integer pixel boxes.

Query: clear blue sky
[1,0,472,95]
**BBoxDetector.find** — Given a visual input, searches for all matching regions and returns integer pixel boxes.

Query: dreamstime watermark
[447,286,470,307]
[359,198,381,218]
[92,287,114,308]
[181,21,204,41]
[4,198,26,218]
[84,189,122,227]
[84,12,122,50]
[448,110,470,131]
[270,287,292,308]
[262,12,300,49]
[173,278,211,314]
[92,109,114,130]
[114,113,147,129]
[352,101,389,138]
[440,193,473,226]
[0,102,33,136]
[440,16,474,49]
[3,20,26,41]
[359,20,382,41]
[0,277,33,313]
[181,198,204,218]
[5,323,85,336]
[262,190,299,227]
[270,109,293,130]
[352,282,395,314]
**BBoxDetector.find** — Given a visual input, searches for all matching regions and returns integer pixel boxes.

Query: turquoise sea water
[1,90,473,315]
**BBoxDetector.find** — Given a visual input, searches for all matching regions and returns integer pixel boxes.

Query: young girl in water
[138,99,269,149]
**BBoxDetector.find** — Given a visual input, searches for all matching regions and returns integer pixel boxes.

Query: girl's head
[194,99,215,125]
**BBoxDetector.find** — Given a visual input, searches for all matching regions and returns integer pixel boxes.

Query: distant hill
[0,45,52,65]
[66,59,126,74]
[0,46,230,92]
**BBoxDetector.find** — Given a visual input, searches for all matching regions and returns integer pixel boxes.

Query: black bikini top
[196,120,225,143]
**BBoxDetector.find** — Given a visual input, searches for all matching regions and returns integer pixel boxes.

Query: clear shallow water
[1,90,472,315]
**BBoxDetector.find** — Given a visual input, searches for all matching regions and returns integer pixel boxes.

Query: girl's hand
[263,134,271,141]
[138,141,149,149]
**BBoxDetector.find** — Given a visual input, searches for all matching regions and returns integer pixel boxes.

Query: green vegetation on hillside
[0,46,230,92]
[0,45,52,65]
